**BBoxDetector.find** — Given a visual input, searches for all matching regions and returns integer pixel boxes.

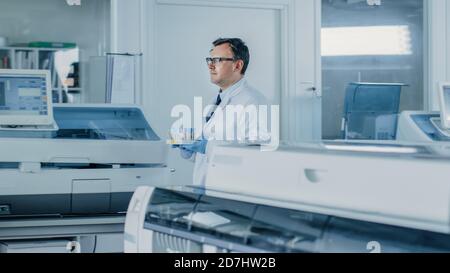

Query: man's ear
[234,60,244,73]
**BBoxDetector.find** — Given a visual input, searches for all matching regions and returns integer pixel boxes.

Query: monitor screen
[0,70,53,126]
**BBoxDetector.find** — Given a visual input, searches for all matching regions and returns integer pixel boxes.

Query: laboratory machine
[397,83,450,143]
[0,69,168,252]
[125,142,450,253]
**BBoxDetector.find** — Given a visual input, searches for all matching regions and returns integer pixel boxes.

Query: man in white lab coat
[176,38,269,186]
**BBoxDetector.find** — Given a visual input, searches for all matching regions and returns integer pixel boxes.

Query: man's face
[208,43,241,88]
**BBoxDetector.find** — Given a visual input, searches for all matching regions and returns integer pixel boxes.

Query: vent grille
[153,232,202,253]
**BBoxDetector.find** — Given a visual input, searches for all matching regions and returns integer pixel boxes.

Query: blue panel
[343,83,404,140]
[347,83,402,112]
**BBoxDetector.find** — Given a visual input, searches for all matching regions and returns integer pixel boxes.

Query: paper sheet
[110,55,135,104]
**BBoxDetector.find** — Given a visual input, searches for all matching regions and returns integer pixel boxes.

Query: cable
[93,235,98,253]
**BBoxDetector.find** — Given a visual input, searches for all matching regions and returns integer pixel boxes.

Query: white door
[145,1,283,185]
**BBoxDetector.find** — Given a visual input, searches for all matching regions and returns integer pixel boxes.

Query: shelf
[0,46,83,104]
[0,46,76,52]
[0,46,83,103]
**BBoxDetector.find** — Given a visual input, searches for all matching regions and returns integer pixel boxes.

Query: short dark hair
[212,38,250,75]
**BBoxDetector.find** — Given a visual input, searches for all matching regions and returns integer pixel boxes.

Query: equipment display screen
[0,76,48,116]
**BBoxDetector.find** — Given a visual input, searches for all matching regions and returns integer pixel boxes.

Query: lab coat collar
[219,77,246,105]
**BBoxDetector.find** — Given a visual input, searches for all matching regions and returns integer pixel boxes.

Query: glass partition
[247,206,329,252]
[145,188,200,231]
[191,195,256,244]
[0,0,111,104]
[321,0,425,141]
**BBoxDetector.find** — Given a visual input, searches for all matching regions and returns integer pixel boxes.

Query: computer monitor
[0,69,54,126]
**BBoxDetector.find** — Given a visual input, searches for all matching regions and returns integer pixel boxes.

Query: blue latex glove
[179,139,208,154]
[171,144,194,159]
[179,147,195,159]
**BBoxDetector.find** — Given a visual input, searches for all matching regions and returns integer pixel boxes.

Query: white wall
[446,1,450,97]
[111,0,142,54]
[427,0,450,111]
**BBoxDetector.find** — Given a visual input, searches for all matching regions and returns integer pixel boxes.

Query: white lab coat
[191,78,270,186]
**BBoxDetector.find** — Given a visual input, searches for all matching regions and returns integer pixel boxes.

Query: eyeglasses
[205,57,236,66]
